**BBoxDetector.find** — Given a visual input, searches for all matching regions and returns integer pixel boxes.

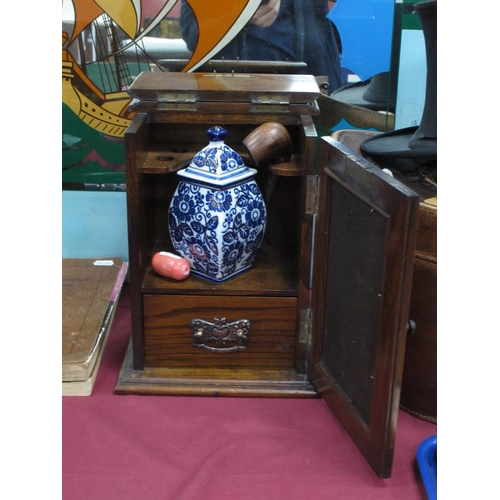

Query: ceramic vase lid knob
[206,125,228,143]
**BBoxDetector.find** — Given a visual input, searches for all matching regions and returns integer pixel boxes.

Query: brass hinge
[157,92,197,103]
[305,175,320,215]
[250,94,291,113]
[156,92,197,110]
[251,93,291,105]
[158,102,197,111]
[299,308,313,344]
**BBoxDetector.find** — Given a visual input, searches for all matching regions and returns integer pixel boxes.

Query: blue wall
[62,191,129,262]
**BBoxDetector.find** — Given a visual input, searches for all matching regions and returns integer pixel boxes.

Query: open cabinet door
[308,136,420,478]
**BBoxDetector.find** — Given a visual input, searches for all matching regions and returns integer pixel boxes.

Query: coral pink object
[151,252,190,280]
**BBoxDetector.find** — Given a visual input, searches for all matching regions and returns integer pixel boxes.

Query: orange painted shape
[69,0,104,43]
[183,0,260,72]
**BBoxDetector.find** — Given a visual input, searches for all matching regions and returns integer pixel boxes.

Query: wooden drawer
[144,294,297,369]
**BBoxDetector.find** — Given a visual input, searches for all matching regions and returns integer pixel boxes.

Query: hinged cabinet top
[127,72,321,112]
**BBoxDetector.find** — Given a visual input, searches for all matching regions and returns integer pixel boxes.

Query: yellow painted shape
[101,94,132,117]
[94,0,140,39]
[62,66,82,117]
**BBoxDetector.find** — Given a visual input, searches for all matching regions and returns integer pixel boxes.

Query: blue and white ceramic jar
[168,126,267,283]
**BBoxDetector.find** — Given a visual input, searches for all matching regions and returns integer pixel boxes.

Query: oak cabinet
[115,73,420,478]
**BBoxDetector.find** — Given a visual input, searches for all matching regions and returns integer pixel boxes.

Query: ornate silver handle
[190,317,250,352]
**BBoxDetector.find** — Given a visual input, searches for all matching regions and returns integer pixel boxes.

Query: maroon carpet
[62,285,436,499]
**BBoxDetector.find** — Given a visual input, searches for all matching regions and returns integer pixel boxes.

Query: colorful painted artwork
[63,1,392,185]
[62,0,263,185]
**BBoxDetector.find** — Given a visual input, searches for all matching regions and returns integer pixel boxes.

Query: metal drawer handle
[191,317,250,352]
[407,319,417,335]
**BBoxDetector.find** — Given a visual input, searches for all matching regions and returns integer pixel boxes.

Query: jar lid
[178,126,256,188]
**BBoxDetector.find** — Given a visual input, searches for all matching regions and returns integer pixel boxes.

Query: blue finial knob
[207,126,227,142]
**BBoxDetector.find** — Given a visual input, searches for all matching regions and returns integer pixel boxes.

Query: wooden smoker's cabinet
[115,73,420,478]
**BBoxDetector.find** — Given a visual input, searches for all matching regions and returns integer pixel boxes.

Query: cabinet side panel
[295,115,319,372]
[125,113,150,369]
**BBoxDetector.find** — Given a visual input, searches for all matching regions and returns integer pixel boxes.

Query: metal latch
[299,308,313,344]
[305,175,320,215]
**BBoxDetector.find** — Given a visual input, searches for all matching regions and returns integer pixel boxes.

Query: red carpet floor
[63,285,437,499]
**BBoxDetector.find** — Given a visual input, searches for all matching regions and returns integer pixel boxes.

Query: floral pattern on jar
[168,126,266,283]
[169,181,266,282]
